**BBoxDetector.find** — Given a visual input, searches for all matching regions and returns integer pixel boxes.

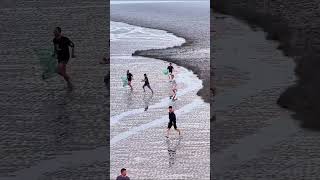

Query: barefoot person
[52,27,75,90]
[166,106,181,138]
[116,168,130,180]
[167,63,174,80]
[170,74,178,101]
[127,70,133,90]
[142,73,154,94]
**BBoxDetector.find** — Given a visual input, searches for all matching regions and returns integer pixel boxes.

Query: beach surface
[212,13,320,179]
[0,0,109,179]
[110,21,210,179]
[111,1,211,107]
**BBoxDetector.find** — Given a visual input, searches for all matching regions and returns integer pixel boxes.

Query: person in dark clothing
[167,62,174,80]
[142,74,153,94]
[116,168,130,180]
[166,106,181,138]
[52,27,75,90]
[127,70,133,91]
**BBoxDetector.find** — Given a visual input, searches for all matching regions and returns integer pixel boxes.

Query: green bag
[162,68,169,75]
[35,49,58,80]
[121,76,128,87]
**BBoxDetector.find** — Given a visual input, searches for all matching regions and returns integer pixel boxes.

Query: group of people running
[125,62,181,138]
[116,63,181,179]
[126,70,154,94]
[125,62,178,101]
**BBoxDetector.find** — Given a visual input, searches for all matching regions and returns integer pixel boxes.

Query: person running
[52,27,75,90]
[116,168,130,180]
[166,106,181,138]
[127,70,133,91]
[170,74,178,101]
[142,73,153,94]
[167,62,174,80]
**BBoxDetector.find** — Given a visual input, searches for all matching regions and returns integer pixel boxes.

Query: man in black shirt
[167,62,174,80]
[127,70,133,91]
[166,106,181,138]
[142,73,153,94]
[52,27,75,90]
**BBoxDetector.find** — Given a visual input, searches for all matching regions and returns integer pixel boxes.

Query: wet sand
[0,0,109,179]
[111,1,211,106]
[212,13,320,179]
[110,21,210,179]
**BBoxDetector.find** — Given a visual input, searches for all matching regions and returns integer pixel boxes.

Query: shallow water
[110,21,210,179]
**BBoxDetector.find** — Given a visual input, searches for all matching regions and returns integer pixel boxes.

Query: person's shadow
[166,136,182,167]
[143,93,153,111]
[51,91,74,149]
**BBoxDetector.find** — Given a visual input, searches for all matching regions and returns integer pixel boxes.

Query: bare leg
[148,85,154,94]
[128,81,133,91]
[175,128,181,135]
[58,63,72,89]
[143,85,146,92]
[172,89,177,100]
[166,128,170,137]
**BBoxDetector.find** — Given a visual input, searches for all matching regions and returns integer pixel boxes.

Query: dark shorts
[58,58,69,64]
[168,120,177,129]
[143,84,151,88]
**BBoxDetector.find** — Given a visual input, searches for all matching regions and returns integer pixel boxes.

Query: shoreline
[110,20,208,108]
[125,21,211,103]
[212,3,320,127]
[212,12,299,177]
[110,4,211,107]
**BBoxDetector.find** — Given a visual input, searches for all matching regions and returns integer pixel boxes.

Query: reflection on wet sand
[53,92,73,148]
[124,91,134,108]
[166,136,182,167]
[143,93,153,111]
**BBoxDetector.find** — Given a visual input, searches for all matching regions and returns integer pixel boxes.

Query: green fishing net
[121,76,128,87]
[35,49,58,80]
[162,68,169,75]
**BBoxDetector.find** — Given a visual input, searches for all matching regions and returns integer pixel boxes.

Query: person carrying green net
[167,62,174,80]
[52,27,75,90]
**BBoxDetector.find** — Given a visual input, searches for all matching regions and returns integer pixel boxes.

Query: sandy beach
[110,20,210,179]
[0,0,109,179]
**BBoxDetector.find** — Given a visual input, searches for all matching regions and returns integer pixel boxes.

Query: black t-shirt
[169,112,176,121]
[167,65,174,73]
[127,73,133,81]
[116,175,130,180]
[53,36,71,60]
[144,76,149,85]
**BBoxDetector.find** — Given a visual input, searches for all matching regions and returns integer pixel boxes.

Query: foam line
[110,67,203,125]
[111,99,203,145]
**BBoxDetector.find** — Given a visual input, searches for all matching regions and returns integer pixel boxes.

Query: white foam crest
[111,98,203,145]
[110,21,185,46]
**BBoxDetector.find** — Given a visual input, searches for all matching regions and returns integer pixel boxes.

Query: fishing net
[162,68,169,75]
[35,49,58,80]
[121,76,128,87]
